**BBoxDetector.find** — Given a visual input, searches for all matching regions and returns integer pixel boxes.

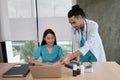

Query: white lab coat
[72,19,106,62]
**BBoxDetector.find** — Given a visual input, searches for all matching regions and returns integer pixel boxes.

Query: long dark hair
[68,4,86,18]
[41,29,57,45]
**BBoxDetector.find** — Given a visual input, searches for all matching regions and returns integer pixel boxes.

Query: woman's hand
[33,61,43,66]
[29,57,35,64]
[29,57,43,66]
[59,57,66,62]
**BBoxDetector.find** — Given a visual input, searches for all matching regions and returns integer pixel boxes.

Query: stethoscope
[74,18,88,41]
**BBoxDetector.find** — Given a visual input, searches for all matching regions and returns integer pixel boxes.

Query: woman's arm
[29,57,35,64]
[29,57,44,66]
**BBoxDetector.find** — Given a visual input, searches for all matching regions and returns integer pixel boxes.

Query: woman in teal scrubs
[29,29,64,66]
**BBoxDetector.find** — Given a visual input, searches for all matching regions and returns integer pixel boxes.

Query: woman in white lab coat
[60,5,106,64]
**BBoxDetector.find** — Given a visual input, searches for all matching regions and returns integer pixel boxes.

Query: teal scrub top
[32,45,64,63]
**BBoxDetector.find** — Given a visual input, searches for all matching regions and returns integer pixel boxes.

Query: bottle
[73,64,77,77]
[80,65,84,74]
[77,66,80,75]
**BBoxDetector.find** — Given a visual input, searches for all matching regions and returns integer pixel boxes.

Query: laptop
[30,65,62,78]
[2,64,29,78]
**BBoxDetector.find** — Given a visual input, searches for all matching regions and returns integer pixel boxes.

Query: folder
[2,64,29,78]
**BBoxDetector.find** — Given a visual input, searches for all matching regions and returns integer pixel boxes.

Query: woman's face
[68,16,84,29]
[44,33,55,47]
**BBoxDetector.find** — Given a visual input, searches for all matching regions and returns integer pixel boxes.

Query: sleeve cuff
[77,46,90,56]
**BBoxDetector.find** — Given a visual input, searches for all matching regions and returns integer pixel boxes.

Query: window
[6,41,38,62]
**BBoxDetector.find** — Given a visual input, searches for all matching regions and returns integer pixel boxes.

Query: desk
[0,62,120,80]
